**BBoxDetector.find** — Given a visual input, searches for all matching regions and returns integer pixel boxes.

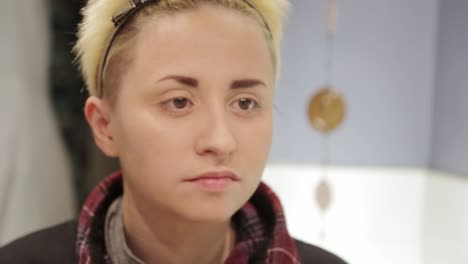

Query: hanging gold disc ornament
[307,86,346,133]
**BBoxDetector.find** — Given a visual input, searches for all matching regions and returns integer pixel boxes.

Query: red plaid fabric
[77,171,300,264]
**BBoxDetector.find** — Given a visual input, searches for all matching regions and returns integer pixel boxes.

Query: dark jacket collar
[76,171,301,264]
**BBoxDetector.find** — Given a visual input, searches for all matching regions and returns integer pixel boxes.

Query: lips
[186,171,240,182]
[185,171,240,191]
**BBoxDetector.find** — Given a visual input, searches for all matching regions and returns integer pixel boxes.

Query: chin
[180,200,242,224]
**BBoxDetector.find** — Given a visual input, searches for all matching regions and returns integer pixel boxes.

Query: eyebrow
[157,75,267,89]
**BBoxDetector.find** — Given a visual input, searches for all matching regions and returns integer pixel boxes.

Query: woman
[0,0,346,263]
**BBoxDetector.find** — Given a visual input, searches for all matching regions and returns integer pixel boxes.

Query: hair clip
[112,0,154,27]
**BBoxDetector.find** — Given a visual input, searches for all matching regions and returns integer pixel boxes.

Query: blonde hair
[74,0,290,99]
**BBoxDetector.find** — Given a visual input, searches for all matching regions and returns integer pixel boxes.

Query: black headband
[96,0,272,97]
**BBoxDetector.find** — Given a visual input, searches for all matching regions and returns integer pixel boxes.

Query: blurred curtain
[0,0,76,245]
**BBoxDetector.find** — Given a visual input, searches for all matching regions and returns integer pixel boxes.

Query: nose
[195,109,237,161]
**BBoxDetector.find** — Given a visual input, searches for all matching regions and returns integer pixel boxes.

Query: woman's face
[105,4,274,222]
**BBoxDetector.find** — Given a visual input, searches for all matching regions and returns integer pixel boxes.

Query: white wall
[263,165,468,264]
[423,171,468,264]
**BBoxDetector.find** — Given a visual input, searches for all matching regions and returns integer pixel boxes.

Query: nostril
[195,133,236,159]
[194,113,237,159]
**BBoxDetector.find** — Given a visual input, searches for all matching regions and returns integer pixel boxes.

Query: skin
[85,4,275,264]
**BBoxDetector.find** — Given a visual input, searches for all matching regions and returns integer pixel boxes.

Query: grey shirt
[105,197,143,264]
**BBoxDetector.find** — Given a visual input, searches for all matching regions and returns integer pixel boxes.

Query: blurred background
[0,0,467,263]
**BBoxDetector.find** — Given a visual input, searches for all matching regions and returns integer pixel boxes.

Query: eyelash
[160,97,260,115]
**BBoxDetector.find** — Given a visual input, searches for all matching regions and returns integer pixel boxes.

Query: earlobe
[84,96,118,157]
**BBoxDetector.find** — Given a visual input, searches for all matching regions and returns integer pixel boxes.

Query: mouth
[185,171,240,191]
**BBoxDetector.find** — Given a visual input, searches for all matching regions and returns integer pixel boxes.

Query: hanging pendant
[315,178,332,213]
[315,178,333,241]
[307,86,346,133]
[309,0,344,243]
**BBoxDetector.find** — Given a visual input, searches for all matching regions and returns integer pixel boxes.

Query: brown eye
[172,98,189,109]
[238,98,256,110]
[161,97,193,114]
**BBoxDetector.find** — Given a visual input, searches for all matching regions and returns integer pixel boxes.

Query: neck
[122,193,236,264]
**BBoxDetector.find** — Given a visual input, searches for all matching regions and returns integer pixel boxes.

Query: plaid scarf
[77,171,300,264]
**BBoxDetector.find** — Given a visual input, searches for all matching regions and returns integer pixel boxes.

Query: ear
[84,96,118,157]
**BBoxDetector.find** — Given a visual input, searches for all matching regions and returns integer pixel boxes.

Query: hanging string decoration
[307,0,347,241]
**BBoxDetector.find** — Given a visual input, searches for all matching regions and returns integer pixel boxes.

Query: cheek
[111,107,190,177]
[237,112,273,169]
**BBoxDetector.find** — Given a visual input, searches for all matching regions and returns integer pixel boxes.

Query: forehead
[129,4,274,81]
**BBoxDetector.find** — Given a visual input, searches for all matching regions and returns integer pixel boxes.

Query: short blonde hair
[74,0,290,98]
